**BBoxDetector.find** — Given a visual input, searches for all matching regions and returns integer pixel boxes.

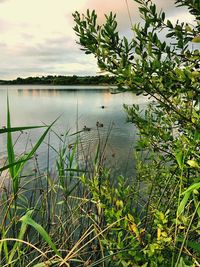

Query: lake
[0,85,149,178]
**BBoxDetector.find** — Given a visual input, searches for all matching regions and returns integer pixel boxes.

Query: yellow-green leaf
[192,36,200,43]
[187,160,199,169]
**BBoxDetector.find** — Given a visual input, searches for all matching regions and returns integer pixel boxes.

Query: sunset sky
[0,0,194,79]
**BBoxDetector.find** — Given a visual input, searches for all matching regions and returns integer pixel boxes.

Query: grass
[0,101,200,267]
[0,101,118,266]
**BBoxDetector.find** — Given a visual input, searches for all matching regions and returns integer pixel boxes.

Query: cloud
[16,36,83,64]
[0,33,98,79]
[78,0,139,34]
[0,0,197,80]
[0,42,7,48]
[76,0,192,36]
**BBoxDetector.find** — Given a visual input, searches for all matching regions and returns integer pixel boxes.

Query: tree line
[0,75,116,85]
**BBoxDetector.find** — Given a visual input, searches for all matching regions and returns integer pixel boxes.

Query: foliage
[73,0,200,266]
[0,75,117,86]
[0,0,199,266]
[0,106,102,266]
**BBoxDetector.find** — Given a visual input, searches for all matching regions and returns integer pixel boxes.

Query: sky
[0,0,195,80]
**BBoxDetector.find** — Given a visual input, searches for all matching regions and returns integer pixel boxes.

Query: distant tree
[1,75,116,85]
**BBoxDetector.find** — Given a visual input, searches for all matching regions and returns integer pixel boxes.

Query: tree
[73,1,200,266]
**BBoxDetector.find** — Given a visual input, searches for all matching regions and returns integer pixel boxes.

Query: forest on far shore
[0,75,117,85]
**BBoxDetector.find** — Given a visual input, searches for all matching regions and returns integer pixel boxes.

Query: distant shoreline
[0,83,116,87]
[0,75,117,86]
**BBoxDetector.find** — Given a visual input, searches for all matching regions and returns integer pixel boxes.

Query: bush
[73,0,200,265]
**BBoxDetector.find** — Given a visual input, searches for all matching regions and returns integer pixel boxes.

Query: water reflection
[0,85,149,177]
[17,88,111,97]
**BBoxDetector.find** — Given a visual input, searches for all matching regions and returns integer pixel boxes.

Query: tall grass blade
[7,96,15,179]
[13,118,59,186]
[23,118,58,161]
[20,210,61,257]
[0,125,46,134]
[0,158,33,172]
[94,141,100,166]
[177,237,200,256]
[193,194,200,218]
[8,210,34,263]
[5,98,55,195]
[0,229,9,263]
[68,142,77,168]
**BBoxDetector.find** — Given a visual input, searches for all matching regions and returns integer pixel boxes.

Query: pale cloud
[0,0,92,79]
[0,0,198,80]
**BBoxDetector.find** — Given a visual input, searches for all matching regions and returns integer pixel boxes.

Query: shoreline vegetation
[0,75,117,86]
[0,0,199,266]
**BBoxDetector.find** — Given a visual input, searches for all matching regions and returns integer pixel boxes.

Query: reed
[0,100,200,267]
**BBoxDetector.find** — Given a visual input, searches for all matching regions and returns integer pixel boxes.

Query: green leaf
[177,257,193,267]
[161,12,165,21]
[193,194,200,218]
[166,32,175,38]
[177,192,190,216]
[167,20,173,28]
[135,47,141,55]
[177,237,200,256]
[182,182,200,195]
[186,240,200,256]
[20,210,61,257]
[8,210,34,263]
[143,51,147,59]
[175,151,184,169]
[124,37,129,54]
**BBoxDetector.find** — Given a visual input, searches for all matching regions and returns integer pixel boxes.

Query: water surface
[0,85,149,177]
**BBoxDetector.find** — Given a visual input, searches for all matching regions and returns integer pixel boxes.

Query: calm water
[0,85,149,177]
